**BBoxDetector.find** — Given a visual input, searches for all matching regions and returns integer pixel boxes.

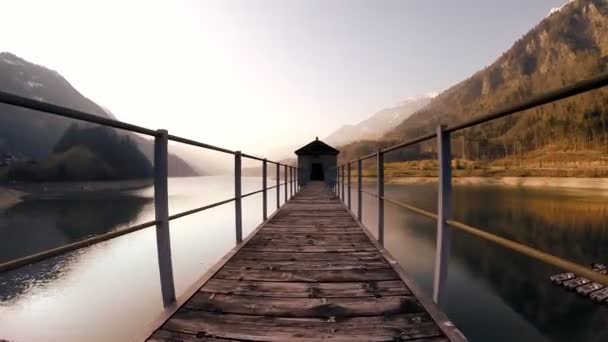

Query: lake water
[1,176,608,341]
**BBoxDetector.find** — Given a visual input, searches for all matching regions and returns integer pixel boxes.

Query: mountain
[324,95,434,146]
[339,0,608,166]
[0,52,199,177]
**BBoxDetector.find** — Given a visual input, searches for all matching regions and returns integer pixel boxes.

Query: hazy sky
[1,0,566,159]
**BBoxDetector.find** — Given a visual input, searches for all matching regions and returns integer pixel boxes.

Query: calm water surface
[0,176,284,341]
[353,181,608,342]
[1,176,608,341]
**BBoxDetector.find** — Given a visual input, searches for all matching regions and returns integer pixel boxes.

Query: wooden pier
[4,73,608,342]
[148,182,463,341]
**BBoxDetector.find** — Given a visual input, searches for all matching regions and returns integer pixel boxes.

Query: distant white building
[295,137,339,187]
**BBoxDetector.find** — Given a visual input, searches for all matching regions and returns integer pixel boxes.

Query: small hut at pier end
[295,137,339,187]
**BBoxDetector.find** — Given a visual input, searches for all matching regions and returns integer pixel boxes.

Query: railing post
[335,167,339,195]
[153,129,176,307]
[347,162,351,210]
[357,159,362,222]
[262,159,268,221]
[341,165,345,202]
[284,164,288,202]
[433,125,452,307]
[377,150,384,246]
[235,151,243,243]
[290,167,294,198]
[276,164,280,209]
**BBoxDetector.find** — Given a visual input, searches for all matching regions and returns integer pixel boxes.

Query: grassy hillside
[1,125,153,182]
[0,52,199,177]
[339,0,608,177]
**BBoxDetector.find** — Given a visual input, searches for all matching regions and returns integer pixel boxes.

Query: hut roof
[295,137,340,156]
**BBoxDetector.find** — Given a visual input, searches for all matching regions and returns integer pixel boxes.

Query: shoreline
[372,176,608,190]
[0,179,153,209]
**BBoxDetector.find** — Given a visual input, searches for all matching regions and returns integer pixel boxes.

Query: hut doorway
[311,163,324,180]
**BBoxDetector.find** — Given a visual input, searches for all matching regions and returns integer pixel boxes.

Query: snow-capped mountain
[324,94,435,147]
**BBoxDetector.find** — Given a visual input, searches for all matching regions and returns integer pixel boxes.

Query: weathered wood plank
[260,228,365,234]
[214,267,399,282]
[149,329,241,341]
[256,232,367,238]
[223,259,389,271]
[185,292,424,318]
[248,238,371,246]
[233,251,384,261]
[201,279,411,297]
[241,245,378,253]
[245,241,375,249]
[161,310,445,341]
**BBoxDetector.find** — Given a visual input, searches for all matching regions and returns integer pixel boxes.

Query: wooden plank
[224,259,389,271]
[184,292,424,318]
[201,279,411,297]
[149,329,241,341]
[233,251,384,261]
[255,233,368,240]
[261,228,364,234]
[249,236,369,244]
[161,310,445,342]
[214,267,399,282]
[241,245,378,253]
[245,241,375,248]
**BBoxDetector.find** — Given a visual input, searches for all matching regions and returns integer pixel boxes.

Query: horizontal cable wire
[167,134,235,155]
[241,189,265,199]
[361,189,378,197]
[168,198,236,221]
[0,220,157,273]
[377,197,608,285]
[382,196,438,220]
[446,219,608,285]
[0,90,157,136]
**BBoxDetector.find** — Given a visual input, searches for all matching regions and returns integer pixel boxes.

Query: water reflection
[354,182,608,342]
[0,193,151,302]
[0,176,280,341]
[3,177,608,341]
[0,193,151,263]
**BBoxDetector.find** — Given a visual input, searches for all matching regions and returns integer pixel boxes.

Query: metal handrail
[362,189,378,198]
[167,134,235,155]
[336,73,608,310]
[241,153,265,162]
[380,197,608,286]
[446,219,608,285]
[0,89,293,165]
[382,196,437,220]
[0,90,157,136]
[0,89,302,309]
[241,188,265,199]
[0,220,158,273]
[168,198,236,221]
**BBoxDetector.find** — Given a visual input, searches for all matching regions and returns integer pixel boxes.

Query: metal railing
[0,90,300,308]
[335,72,608,308]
